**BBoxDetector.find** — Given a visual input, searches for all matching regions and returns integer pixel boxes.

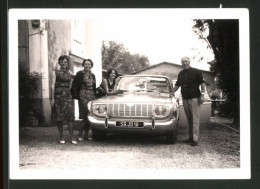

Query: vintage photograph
[9,9,250,179]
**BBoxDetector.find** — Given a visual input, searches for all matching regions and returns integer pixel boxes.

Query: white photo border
[9,8,250,180]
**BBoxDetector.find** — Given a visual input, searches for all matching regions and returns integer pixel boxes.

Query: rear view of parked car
[87,75,180,144]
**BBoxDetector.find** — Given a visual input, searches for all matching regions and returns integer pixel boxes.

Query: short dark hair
[106,68,118,79]
[58,55,70,67]
[82,59,94,67]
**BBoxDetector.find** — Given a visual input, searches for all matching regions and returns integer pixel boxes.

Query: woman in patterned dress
[71,59,96,142]
[50,55,77,144]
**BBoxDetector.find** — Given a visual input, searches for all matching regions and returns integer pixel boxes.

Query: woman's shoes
[59,139,77,144]
[71,140,77,145]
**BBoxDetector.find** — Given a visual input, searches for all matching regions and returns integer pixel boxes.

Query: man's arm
[200,83,206,94]
[172,86,179,96]
[200,83,206,104]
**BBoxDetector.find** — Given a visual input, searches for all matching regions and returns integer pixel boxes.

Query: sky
[100,18,214,71]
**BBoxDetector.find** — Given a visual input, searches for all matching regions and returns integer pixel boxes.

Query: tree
[102,41,150,74]
[193,19,239,125]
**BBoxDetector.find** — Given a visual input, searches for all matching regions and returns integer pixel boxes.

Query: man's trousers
[183,98,201,142]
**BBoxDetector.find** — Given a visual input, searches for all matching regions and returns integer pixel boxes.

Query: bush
[218,100,233,118]
[19,61,42,126]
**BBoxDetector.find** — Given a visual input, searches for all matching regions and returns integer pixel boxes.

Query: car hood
[93,92,173,105]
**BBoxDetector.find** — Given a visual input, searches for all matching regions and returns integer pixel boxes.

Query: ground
[19,118,240,171]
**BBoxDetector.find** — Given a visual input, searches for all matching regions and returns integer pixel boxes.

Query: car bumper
[88,116,178,134]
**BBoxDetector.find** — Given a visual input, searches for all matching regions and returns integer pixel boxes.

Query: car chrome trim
[88,116,177,129]
[105,103,154,118]
[105,116,108,128]
[152,117,155,129]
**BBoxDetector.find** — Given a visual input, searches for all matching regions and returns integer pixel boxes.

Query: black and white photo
[9,8,250,180]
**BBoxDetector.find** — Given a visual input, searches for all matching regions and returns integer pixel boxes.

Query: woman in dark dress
[102,68,119,95]
[71,59,96,142]
[50,55,77,144]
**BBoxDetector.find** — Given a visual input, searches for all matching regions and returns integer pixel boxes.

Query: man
[172,57,205,146]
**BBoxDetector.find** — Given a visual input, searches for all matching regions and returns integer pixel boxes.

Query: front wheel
[92,128,107,141]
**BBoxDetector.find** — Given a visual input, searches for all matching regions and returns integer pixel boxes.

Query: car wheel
[166,125,177,144]
[92,128,107,141]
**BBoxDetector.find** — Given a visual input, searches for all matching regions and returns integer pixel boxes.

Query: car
[87,75,180,144]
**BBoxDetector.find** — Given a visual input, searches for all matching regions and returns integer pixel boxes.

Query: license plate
[116,121,144,127]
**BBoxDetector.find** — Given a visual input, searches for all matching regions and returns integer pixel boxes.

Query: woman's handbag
[96,85,106,98]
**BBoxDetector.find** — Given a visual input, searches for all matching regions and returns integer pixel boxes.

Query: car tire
[166,125,177,144]
[92,128,107,141]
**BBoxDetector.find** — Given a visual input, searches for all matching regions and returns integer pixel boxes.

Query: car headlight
[153,105,170,118]
[171,97,179,111]
[92,104,108,116]
[87,101,92,111]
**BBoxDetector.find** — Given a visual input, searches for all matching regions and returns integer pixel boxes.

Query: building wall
[134,63,181,81]
[47,20,72,77]
[18,20,29,67]
[18,19,103,125]
[27,20,50,124]
[18,20,52,125]
[84,20,102,86]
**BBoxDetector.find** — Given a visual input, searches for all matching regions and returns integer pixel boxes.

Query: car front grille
[107,103,153,117]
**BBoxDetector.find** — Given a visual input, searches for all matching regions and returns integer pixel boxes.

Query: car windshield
[117,76,170,93]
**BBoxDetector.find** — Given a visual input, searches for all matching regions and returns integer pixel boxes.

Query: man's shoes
[78,137,83,142]
[183,138,193,143]
[59,140,65,144]
[191,141,198,146]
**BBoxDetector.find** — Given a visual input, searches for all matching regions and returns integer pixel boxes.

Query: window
[71,20,85,57]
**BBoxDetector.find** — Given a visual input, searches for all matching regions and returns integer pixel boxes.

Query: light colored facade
[18,19,102,125]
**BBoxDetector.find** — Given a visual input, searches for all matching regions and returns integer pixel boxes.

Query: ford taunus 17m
[87,75,180,144]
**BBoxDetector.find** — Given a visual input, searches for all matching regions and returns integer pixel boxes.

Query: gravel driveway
[19,120,240,170]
